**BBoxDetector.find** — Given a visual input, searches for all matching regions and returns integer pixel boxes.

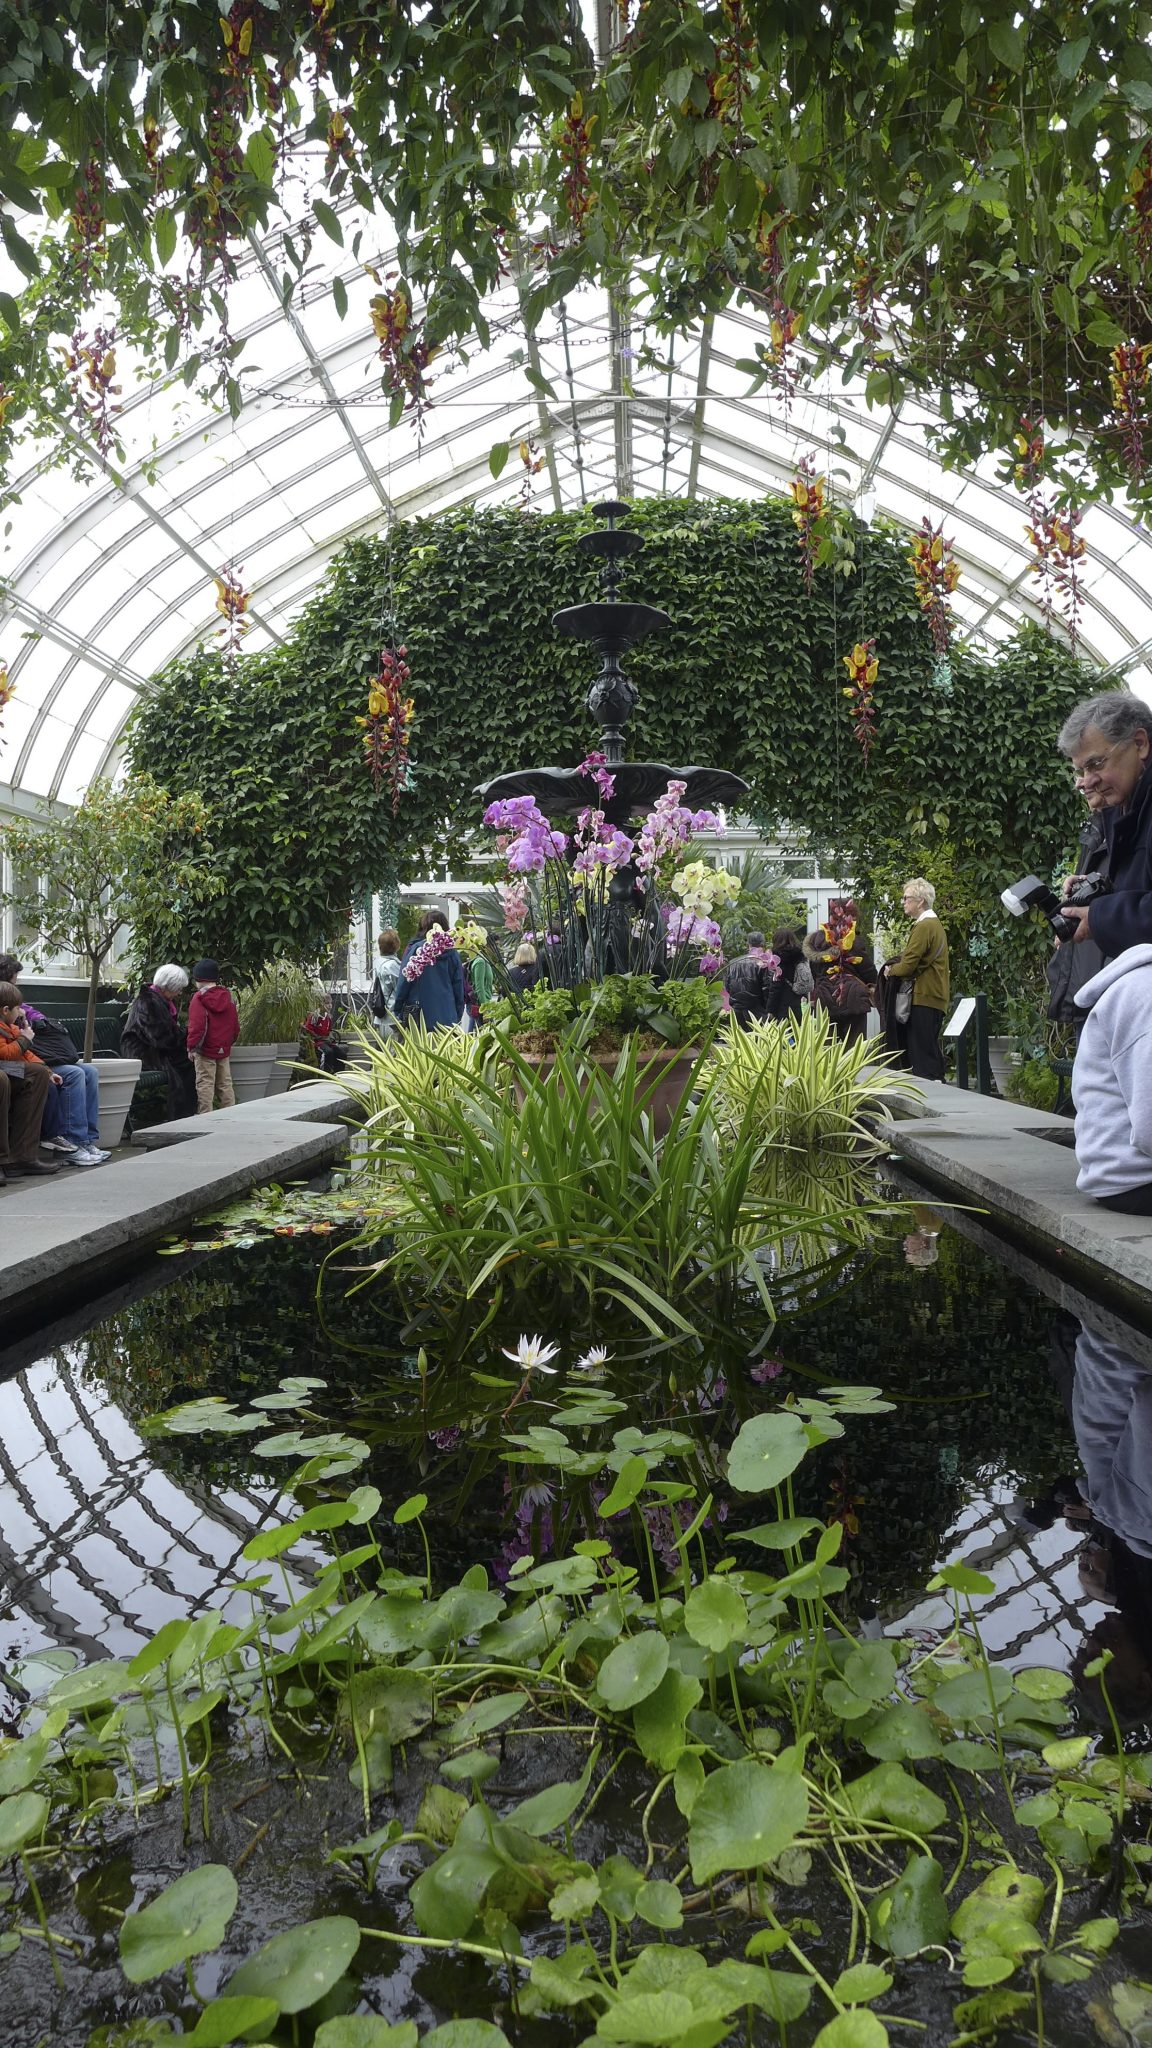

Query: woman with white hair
[880,878,950,1081]
[121,963,197,1120]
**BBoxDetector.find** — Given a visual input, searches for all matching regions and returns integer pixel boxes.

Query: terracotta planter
[91,1055,142,1148]
[514,1044,702,1139]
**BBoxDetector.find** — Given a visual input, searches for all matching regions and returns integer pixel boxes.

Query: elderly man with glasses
[1057,692,1152,959]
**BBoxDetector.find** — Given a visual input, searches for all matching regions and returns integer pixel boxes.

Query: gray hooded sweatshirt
[1073,942,1152,1196]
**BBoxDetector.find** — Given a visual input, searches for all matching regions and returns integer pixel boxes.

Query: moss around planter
[514,1044,701,1138]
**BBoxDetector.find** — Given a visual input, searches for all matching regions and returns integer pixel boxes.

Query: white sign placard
[943,996,977,1039]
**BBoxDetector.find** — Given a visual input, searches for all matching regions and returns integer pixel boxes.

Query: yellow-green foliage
[328,1021,506,1146]
[706,1010,919,1156]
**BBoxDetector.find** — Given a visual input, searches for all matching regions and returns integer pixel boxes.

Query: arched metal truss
[3,210,1152,813]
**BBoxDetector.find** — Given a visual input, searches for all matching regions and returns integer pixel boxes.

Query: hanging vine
[369,279,436,431]
[0,657,13,753]
[214,562,251,668]
[789,455,826,589]
[62,323,121,454]
[1025,498,1086,651]
[1110,341,1151,481]
[842,637,879,762]
[908,518,960,655]
[361,645,414,814]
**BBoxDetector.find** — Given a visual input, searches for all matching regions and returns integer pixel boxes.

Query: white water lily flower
[501,1334,561,1374]
[574,1345,611,1372]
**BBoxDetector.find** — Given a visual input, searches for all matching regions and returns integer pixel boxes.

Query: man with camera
[1055,692,1152,957]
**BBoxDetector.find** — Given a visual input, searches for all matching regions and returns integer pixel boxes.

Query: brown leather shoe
[5,1159,60,1176]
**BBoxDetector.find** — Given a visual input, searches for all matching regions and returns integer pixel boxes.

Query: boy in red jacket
[186,959,239,1113]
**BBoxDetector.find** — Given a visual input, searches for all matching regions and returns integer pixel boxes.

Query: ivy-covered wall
[128,499,1088,990]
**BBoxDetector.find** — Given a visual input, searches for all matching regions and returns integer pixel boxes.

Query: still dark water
[2,1212,1150,2048]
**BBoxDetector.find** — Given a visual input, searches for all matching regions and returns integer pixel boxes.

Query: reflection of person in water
[902,1205,944,1269]
[1067,1323,1152,1729]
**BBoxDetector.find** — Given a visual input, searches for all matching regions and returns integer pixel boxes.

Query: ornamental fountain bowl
[475,761,748,830]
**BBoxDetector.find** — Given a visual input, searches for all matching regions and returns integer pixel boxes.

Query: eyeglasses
[1070,738,1132,783]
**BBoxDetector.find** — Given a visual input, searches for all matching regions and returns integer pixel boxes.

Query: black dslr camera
[1001,871,1111,942]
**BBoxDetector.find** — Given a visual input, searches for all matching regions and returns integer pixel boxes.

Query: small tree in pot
[0,776,220,1059]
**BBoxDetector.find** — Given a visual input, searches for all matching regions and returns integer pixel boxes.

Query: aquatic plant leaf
[449,1691,528,1747]
[727,1412,810,1494]
[597,1632,670,1712]
[227,1917,362,2013]
[930,1667,1012,1722]
[530,1952,595,2005]
[951,1865,1045,1946]
[394,1492,428,1525]
[120,1866,239,1983]
[47,1659,133,1711]
[833,1963,894,2003]
[256,1430,368,1461]
[843,1761,948,1834]
[1041,1736,1092,1769]
[674,1753,705,1817]
[599,1455,650,1517]
[1014,1666,1073,1702]
[636,1879,683,1929]
[314,2021,419,2047]
[507,1743,600,1836]
[842,1642,899,1702]
[684,1579,748,1652]
[344,1669,434,1744]
[596,1991,701,2042]
[141,1398,264,1436]
[410,1845,504,1939]
[926,1563,996,1596]
[812,2013,890,2046]
[423,1586,506,1649]
[422,2025,512,2048]
[709,1959,811,2020]
[732,1518,823,1550]
[633,1667,703,1770]
[187,1997,281,2045]
[855,1700,943,1760]
[869,1854,949,1957]
[0,1789,47,1856]
[688,1755,809,1882]
[550,1874,600,1921]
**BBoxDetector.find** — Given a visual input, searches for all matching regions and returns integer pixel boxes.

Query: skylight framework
[3,211,1151,813]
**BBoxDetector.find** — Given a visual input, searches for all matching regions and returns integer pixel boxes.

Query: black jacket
[724,953,773,1017]
[1091,761,1152,959]
[1047,816,1107,1021]
[121,983,187,1061]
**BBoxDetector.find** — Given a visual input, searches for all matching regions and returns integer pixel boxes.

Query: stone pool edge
[0,1083,351,1338]
[882,1078,1152,1326]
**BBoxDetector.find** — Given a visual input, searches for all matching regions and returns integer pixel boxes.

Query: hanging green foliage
[127,498,1087,989]
[2,3,1152,501]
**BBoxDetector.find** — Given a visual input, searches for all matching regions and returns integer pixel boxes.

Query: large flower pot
[265,1040,301,1096]
[515,1044,701,1139]
[229,1045,277,1103]
[91,1055,142,1149]
[987,1036,1020,1097]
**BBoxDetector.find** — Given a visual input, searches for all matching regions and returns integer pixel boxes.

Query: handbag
[892,928,945,1027]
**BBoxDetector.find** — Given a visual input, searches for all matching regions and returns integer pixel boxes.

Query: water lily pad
[727,1412,810,1494]
[684,1579,748,1653]
[187,1997,281,2045]
[688,1756,809,1883]
[227,1916,362,2013]
[120,1866,239,1984]
[422,2026,511,2048]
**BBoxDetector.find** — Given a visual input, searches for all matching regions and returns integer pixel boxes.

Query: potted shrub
[233,961,326,1101]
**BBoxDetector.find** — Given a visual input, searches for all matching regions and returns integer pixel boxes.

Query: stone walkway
[0,1084,349,1337]
[886,1080,1152,1324]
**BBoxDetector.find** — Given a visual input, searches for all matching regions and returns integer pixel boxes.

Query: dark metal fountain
[475,501,749,828]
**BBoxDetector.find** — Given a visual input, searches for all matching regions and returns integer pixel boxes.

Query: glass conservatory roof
[3,202,1152,809]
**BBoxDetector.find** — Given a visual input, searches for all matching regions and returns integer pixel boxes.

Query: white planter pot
[265,1040,301,1095]
[987,1037,1020,1095]
[91,1055,142,1148]
[230,1045,277,1103]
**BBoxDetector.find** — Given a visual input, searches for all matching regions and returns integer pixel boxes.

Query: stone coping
[0,1082,350,1343]
[881,1077,1152,1327]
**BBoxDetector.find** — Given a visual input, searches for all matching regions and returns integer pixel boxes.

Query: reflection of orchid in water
[575,1344,612,1373]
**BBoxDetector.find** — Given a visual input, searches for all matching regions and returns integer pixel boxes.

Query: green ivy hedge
[127,499,1087,990]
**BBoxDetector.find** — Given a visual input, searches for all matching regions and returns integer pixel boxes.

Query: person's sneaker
[67,1146,106,1167]
[6,1159,60,1176]
[41,1135,78,1153]
[87,1147,111,1162]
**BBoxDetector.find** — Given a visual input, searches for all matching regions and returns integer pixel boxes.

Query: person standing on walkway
[370,929,403,1039]
[881,878,950,1081]
[395,910,466,1032]
[187,959,239,1112]
[121,964,198,1120]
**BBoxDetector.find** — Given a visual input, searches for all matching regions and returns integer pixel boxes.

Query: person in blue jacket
[1057,692,1152,960]
[395,907,465,1032]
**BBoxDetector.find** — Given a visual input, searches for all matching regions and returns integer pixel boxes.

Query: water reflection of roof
[0,1355,315,1663]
